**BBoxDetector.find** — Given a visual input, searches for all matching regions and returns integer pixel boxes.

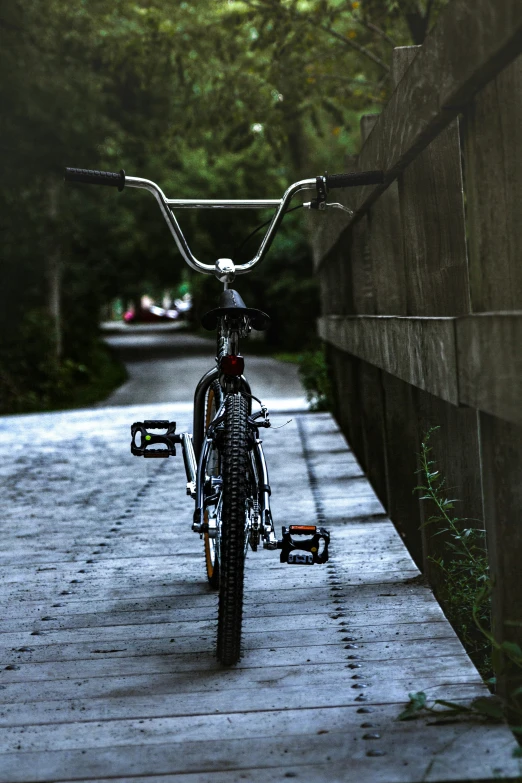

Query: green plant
[398,689,504,723]
[0,310,126,415]
[399,683,522,755]
[472,593,522,742]
[403,429,522,746]
[298,347,333,412]
[415,427,491,676]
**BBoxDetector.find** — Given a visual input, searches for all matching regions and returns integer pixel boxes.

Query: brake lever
[303,201,354,216]
[326,202,354,215]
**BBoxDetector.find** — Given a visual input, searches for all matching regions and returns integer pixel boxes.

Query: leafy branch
[316,21,391,72]
[241,0,391,72]
[414,426,486,572]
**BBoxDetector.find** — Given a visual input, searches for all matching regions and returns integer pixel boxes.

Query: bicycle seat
[201,289,270,331]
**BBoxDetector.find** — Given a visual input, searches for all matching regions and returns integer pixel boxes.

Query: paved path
[0,397,520,781]
[102,326,307,409]
[0,329,519,781]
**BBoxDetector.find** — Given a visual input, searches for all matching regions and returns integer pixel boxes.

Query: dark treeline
[0,0,444,413]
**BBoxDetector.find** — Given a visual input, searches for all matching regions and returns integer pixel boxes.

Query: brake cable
[232,203,304,263]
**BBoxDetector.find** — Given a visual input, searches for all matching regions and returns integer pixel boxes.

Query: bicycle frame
[191,316,276,550]
[193,369,251,459]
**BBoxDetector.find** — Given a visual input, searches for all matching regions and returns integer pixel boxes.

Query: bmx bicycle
[64,165,383,664]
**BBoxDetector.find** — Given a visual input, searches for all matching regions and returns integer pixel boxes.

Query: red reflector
[221,355,245,376]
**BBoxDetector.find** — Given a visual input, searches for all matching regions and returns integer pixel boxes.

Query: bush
[298,347,333,411]
[0,310,126,415]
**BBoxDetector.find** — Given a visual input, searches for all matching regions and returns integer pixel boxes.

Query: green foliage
[298,346,333,411]
[245,343,332,410]
[0,311,67,414]
[398,690,504,724]
[58,342,128,411]
[406,429,522,742]
[472,599,522,734]
[0,311,126,414]
[190,208,321,351]
[1,0,449,412]
[414,427,491,676]
[398,690,428,720]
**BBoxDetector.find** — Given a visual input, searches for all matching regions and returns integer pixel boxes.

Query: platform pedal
[278,525,330,565]
[288,551,314,565]
[130,420,180,458]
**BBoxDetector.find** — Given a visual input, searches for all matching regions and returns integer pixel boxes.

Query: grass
[272,352,301,364]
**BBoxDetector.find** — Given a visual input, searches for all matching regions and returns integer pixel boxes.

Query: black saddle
[201,289,270,331]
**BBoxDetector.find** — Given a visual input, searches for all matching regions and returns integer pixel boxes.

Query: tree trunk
[47,178,62,359]
[404,1,435,45]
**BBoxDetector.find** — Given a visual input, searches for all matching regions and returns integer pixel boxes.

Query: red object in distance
[221,355,245,376]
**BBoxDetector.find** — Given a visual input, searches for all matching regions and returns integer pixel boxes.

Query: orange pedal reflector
[289,525,316,533]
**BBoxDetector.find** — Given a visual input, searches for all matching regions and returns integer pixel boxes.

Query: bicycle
[64,165,384,665]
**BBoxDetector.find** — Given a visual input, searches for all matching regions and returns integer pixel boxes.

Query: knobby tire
[217,392,249,665]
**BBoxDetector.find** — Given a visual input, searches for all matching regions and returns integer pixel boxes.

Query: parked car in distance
[123,294,192,323]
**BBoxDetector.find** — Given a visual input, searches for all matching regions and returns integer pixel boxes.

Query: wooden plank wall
[312,0,522,704]
[462,53,522,706]
[396,47,484,592]
[369,48,422,568]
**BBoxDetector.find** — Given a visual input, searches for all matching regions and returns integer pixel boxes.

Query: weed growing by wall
[298,347,333,412]
[415,427,491,676]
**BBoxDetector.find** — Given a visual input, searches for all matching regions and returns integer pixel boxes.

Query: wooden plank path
[0,405,520,782]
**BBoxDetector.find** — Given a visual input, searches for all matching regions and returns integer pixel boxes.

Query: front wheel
[217,392,249,665]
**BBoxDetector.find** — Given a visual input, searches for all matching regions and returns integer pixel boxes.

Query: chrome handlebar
[125,176,318,278]
[64,166,385,281]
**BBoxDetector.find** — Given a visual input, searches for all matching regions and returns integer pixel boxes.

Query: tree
[0,0,449,412]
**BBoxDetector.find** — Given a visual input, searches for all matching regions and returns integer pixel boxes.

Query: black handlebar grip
[64,168,125,192]
[325,170,384,189]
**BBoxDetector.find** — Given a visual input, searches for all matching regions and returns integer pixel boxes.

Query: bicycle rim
[204,383,221,588]
[217,392,249,665]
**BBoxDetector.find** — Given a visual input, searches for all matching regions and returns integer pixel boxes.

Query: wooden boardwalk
[0,405,520,782]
